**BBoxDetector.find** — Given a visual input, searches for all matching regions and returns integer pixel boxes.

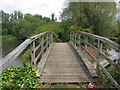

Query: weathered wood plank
[70,43,98,77]
[38,43,94,83]
[37,44,54,76]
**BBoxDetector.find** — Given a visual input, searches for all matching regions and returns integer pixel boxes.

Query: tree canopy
[61,2,117,38]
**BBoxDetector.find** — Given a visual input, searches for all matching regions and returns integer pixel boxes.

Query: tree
[61,2,117,38]
[51,13,55,21]
[18,11,23,19]
[14,11,18,20]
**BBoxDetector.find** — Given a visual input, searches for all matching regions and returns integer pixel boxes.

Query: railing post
[31,41,36,69]
[75,32,76,46]
[78,33,81,47]
[85,36,88,56]
[47,33,49,47]
[96,40,102,74]
[41,36,44,57]
[73,33,74,45]
[72,33,73,45]
[51,33,53,44]
[70,32,71,44]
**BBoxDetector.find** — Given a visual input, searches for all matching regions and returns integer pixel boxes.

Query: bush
[0,66,39,89]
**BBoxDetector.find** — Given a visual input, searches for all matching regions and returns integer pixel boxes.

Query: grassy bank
[1,35,18,41]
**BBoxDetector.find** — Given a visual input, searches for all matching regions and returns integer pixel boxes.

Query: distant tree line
[1,2,120,43]
[1,10,59,40]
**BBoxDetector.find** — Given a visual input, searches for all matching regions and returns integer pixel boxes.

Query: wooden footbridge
[0,31,120,88]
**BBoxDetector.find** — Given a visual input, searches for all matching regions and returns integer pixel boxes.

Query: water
[2,39,24,67]
[107,48,120,59]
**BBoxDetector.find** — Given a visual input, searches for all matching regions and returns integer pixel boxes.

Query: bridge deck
[38,43,94,83]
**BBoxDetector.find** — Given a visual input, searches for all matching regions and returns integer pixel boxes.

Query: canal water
[2,39,24,67]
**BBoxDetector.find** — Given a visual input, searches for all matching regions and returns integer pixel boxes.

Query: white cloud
[0,0,65,20]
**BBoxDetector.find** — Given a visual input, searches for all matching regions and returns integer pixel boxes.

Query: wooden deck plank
[38,43,94,83]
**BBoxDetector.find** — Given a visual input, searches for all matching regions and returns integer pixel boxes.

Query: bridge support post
[47,33,49,47]
[74,32,77,46]
[41,36,44,57]
[96,40,102,74]
[31,41,36,69]
[51,34,53,44]
[71,33,73,45]
[85,36,88,57]
[78,33,81,47]
[70,32,72,44]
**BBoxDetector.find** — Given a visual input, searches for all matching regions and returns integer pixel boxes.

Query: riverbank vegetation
[0,66,39,89]
[2,35,18,41]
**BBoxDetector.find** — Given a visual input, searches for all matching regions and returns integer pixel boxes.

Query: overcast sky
[0,0,65,21]
[0,0,119,21]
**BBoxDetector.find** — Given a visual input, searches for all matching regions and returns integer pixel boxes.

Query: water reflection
[2,39,24,67]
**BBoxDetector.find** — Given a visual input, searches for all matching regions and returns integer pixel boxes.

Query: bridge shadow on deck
[37,43,95,83]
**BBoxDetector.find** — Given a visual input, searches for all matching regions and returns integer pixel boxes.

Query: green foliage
[107,67,120,84]
[1,10,53,40]
[37,83,89,88]
[53,33,58,42]
[111,20,120,43]
[34,22,62,34]
[22,49,31,67]
[2,35,17,41]
[82,27,93,33]
[61,2,118,40]
[68,25,79,32]
[1,66,39,89]
[97,66,120,88]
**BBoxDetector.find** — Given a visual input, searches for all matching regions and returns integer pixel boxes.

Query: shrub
[0,66,39,89]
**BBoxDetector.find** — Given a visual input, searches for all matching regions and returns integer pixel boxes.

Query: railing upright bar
[72,33,74,45]
[85,36,88,57]
[96,40,103,73]
[75,32,77,46]
[41,36,44,57]
[78,33,81,47]
[51,33,53,44]
[31,41,36,69]
[70,33,71,43]
[47,33,49,47]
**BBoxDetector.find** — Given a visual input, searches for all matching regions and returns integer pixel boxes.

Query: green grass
[1,35,17,41]
[37,83,89,88]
